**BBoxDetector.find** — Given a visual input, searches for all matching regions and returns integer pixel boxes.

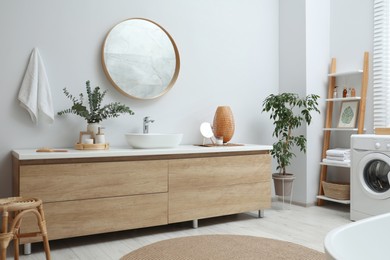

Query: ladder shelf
[317,52,369,206]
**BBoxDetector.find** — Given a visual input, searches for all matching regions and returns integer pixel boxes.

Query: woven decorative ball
[213,106,235,143]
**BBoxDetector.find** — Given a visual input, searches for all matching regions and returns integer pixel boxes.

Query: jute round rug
[121,234,324,260]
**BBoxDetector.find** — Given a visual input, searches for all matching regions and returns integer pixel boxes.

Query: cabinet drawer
[19,160,168,202]
[169,154,271,191]
[169,182,271,223]
[21,193,168,243]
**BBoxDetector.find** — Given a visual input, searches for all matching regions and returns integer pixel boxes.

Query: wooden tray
[74,143,109,150]
[195,143,244,147]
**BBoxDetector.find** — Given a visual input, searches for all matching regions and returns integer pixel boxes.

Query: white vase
[87,123,101,138]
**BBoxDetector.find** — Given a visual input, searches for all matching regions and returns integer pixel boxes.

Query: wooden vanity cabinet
[13,159,169,243]
[12,150,271,244]
[168,154,271,223]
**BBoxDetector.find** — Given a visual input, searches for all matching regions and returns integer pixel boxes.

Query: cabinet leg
[192,219,198,229]
[258,210,264,218]
[23,243,31,255]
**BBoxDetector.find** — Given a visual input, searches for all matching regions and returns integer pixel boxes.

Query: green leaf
[261,92,320,174]
[57,80,135,123]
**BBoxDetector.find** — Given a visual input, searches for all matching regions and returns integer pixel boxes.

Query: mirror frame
[101,18,180,100]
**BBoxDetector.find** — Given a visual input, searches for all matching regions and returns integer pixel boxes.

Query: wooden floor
[7,201,350,260]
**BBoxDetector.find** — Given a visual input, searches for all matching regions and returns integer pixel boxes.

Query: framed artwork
[337,101,359,128]
[79,131,93,144]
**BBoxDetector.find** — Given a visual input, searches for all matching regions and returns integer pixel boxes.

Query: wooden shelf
[328,70,363,77]
[318,52,369,206]
[325,97,361,102]
[316,195,350,205]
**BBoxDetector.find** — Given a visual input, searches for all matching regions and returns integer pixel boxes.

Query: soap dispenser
[95,127,106,144]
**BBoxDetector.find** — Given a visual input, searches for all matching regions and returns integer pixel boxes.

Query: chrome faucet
[143,116,154,134]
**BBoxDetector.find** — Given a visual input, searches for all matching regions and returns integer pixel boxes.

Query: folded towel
[326,148,350,157]
[323,158,351,166]
[18,48,54,124]
[326,155,350,161]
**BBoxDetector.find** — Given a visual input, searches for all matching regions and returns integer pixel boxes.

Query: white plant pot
[87,123,101,138]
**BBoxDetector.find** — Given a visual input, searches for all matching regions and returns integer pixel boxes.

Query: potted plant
[57,80,134,135]
[262,92,320,196]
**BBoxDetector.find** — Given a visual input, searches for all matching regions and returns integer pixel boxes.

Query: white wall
[0,0,279,197]
[330,0,373,133]
[279,0,308,203]
[325,0,374,186]
[306,0,330,204]
[279,0,329,205]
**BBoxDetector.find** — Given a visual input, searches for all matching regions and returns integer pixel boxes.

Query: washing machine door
[358,153,390,199]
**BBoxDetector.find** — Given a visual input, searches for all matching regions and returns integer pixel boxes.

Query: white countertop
[12,144,272,160]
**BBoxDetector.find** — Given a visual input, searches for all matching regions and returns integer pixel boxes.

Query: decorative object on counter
[18,47,54,124]
[102,18,180,100]
[74,143,109,150]
[196,143,244,147]
[87,123,100,138]
[76,129,109,150]
[36,147,68,152]
[84,139,94,144]
[57,80,134,137]
[215,136,224,145]
[212,106,235,143]
[200,122,215,145]
[262,92,320,197]
[198,122,242,147]
[95,127,106,144]
[337,100,359,128]
[79,131,93,144]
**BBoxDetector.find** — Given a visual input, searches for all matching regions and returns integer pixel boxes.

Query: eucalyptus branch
[57,81,135,124]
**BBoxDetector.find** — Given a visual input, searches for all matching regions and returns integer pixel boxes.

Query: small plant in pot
[57,80,134,136]
[262,93,320,196]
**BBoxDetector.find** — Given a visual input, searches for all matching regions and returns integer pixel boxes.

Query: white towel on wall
[18,48,54,124]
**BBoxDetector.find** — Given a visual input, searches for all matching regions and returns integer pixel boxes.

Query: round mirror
[102,18,180,99]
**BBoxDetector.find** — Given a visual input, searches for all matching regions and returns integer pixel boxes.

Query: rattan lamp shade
[213,106,235,143]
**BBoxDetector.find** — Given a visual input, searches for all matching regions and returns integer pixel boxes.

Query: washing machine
[351,134,390,221]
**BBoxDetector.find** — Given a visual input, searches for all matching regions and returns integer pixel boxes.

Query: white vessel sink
[125,133,183,149]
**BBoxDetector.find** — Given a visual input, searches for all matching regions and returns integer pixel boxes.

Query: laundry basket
[322,181,350,200]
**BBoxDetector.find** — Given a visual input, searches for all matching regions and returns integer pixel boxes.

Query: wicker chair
[0,197,51,260]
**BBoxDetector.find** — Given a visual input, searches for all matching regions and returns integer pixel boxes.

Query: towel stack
[323,148,351,165]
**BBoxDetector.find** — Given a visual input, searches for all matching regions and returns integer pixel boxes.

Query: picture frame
[79,131,93,144]
[337,100,359,128]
